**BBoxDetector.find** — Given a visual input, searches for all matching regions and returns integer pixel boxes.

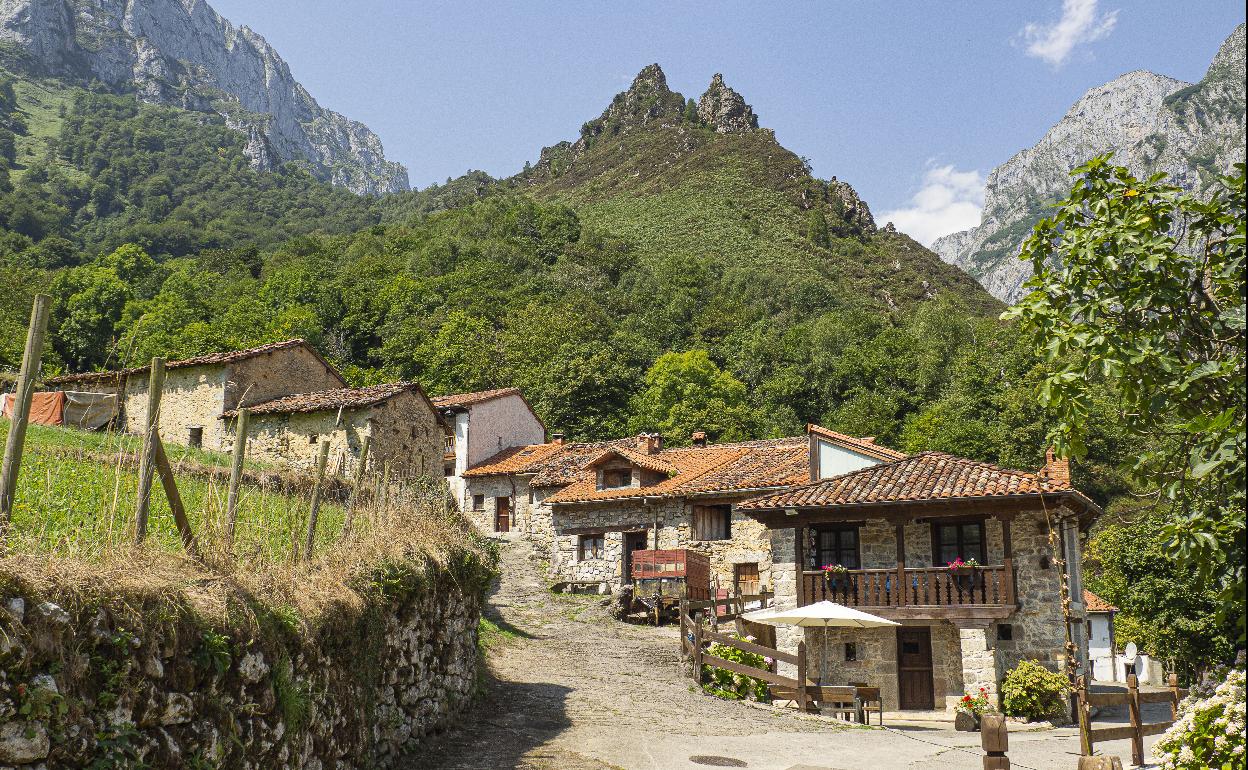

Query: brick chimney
[639,432,662,454]
[550,432,565,445]
[1041,447,1071,486]
[691,430,707,448]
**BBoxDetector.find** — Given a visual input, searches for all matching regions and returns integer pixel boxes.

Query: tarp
[1,391,66,426]
[0,391,116,429]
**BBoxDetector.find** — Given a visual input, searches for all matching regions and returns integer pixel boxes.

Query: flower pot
[954,711,980,732]
[949,567,974,577]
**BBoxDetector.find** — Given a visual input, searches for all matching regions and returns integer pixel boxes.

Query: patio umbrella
[743,601,899,684]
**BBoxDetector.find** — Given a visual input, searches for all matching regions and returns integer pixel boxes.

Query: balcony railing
[800,565,1015,610]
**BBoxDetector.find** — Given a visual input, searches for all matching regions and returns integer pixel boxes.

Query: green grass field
[9,74,87,184]
[1,421,347,561]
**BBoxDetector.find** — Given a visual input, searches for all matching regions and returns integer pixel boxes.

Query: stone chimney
[1041,447,1071,486]
[550,432,565,445]
[691,430,707,448]
[639,432,662,454]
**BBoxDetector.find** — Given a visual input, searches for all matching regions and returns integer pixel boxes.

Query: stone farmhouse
[737,449,1098,713]
[221,382,442,476]
[461,425,905,595]
[45,340,346,453]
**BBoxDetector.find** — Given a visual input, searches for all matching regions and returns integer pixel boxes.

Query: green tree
[1005,157,1246,639]
[629,349,754,445]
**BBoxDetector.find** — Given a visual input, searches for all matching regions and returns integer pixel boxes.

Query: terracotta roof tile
[430,387,522,409]
[544,445,749,504]
[222,382,427,417]
[461,443,567,477]
[808,423,907,462]
[1083,590,1117,613]
[46,340,342,386]
[586,446,679,475]
[738,451,1079,511]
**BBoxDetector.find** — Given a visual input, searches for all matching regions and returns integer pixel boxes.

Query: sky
[209,0,1244,245]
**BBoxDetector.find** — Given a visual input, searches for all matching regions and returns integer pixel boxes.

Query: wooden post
[1126,673,1144,768]
[679,600,688,660]
[152,439,198,558]
[303,438,331,560]
[796,640,810,713]
[225,407,249,549]
[1076,675,1093,756]
[134,358,166,544]
[895,520,907,606]
[1168,672,1181,721]
[693,611,705,678]
[0,294,51,534]
[340,434,370,539]
[980,713,1009,769]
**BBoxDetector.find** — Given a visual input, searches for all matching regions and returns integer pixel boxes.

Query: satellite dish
[1124,642,1138,659]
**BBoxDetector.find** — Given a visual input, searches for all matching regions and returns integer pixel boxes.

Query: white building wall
[816,439,883,479]
[1088,612,1115,681]
[464,395,545,468]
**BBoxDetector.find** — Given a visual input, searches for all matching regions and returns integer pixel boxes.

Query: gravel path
[406,536,1161,770]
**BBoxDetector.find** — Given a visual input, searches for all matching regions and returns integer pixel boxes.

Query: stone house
[462,425,905,594]
[220,382,442,477]
[44,339,346,452]
[431,388,547,513]
[736,449,1099,713]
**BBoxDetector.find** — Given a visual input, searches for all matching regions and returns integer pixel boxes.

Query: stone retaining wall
[0,559,489,768]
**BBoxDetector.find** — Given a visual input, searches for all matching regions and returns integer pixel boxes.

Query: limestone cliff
[933,24,1246,303]
[0,0,409,194]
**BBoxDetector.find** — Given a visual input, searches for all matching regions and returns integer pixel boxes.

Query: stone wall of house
[0,563,488,768]
[548,503,654,588]
[233,393,441,478]
[462,475,530,535]
[122,364,228,450]
[227,347,345,415]
[659,499,773,595]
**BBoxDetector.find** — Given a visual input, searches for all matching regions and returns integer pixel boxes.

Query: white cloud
[878,164,985,247]
[1020,0,1119,68]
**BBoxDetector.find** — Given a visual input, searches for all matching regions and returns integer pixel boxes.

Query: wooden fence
[1076,673,1186,767]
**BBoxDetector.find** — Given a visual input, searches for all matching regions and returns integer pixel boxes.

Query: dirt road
[408,537,1162,770]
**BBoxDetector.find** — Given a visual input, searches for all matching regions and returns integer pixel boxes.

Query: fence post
[225,407,249,549]
[134,357,166,543]
[303,438,331,560]
[796,640,810,713]
[1126,674,1143,768]
[980,712,1009,769]
[693,611,705,679]
[152,439,198,558]
[0,294,51,536]
[1077,674,1092,756]
[340,434,370,540]
[1168,672,1181,721]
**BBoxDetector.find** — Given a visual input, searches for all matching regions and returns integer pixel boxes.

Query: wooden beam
[303,438,331,560]
[225,407,249,550]
[560,523,653,536]
[134,357,166,544]
[0,294,50,533]
[152,439,198,559]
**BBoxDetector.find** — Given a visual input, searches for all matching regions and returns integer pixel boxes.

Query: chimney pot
[691,430,707,448]
[639,432,662,454]
[1042,446,1071,486]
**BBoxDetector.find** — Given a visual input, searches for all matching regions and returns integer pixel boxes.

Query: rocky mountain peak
[697,73,759,133]
[580,63,685,142]
[0,0,409,194]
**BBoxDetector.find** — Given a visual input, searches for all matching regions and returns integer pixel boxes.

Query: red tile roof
[221,382,429,417]
[463,438,634,484]
[544,445,750,504]
[808,423,907,462]
[1083,590,1118,613]
[46,340,344,387]
[586,446,679,475]
[461,443,568,477]
[737,451,1083,511]
[430,387,523,409]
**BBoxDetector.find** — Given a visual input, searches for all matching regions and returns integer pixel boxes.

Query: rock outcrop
[933,24,1246,303]
[697,73,759,133]
[0,0,409,194]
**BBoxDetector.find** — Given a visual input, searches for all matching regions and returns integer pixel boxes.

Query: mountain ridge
[933,23,1246,303]
[0,0,409,195]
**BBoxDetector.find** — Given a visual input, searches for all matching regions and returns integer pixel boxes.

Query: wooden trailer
[630,549,710,624]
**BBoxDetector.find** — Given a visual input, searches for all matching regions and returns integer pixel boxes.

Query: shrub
[701,635,771,701]
[1001,660,1070,722]
[1154,663,1246,770]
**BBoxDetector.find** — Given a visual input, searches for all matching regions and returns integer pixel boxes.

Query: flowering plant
[1154,661,1245,770]
[956,686,993,716]
[947,557,980,570]
[702,634,771,702]
[821,564,850,574]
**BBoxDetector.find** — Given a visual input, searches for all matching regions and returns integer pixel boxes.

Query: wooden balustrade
[800,564,1015,609]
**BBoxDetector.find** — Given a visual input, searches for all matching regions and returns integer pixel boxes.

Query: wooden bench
[850,683,883,725]
[769,685,872,722]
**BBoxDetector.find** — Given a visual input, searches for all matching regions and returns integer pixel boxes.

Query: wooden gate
[1077,673,1187,767]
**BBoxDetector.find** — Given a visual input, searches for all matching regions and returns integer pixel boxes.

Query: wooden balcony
[800,564,1016,620]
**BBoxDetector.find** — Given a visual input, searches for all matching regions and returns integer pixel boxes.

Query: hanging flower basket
[947,558,979,576]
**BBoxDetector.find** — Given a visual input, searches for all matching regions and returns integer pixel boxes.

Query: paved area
[407,537,1164,769]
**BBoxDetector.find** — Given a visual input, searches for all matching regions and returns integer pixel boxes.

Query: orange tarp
[1,391,66,426]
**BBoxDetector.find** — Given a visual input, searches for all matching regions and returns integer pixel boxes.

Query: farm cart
[630,549,710,624]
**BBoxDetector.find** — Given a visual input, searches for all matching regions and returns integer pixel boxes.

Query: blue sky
[210,0,1244,244]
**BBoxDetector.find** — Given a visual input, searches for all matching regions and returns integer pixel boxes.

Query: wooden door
[622,532,648,583]
[897,626,934,710]
[733,563,760,596]
[494,496,510,533]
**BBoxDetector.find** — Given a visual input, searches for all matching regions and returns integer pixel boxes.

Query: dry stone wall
[0,559,490,768]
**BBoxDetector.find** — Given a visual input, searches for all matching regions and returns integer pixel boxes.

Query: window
[844,642,858,661]
[472,494,485,510]
[998,624,1014,642]
[815,526,860,569]
[692,504,732,541]
[308,433,319,445]
[933,521,987,566]
[601,467,632,489]
[187,427,203,449]
[579,534,604,561]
